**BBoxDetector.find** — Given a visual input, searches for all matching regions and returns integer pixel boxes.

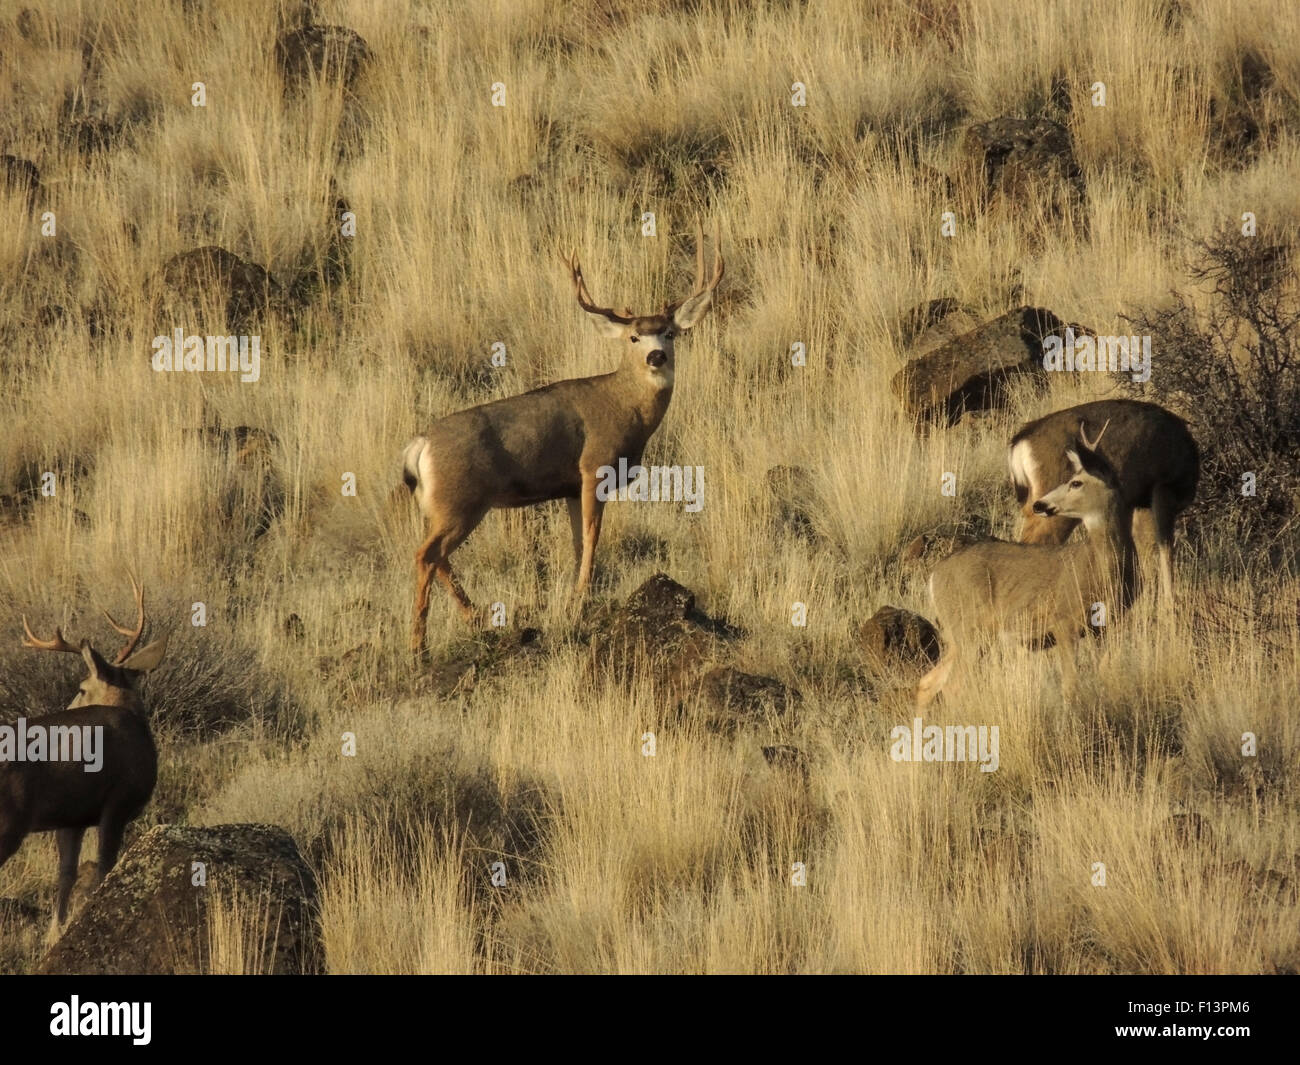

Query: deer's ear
[80,642,113,679]
[585,312,626,339]
[121,634,169,673]
[672,291,714,330]
[1065,449,1084,472]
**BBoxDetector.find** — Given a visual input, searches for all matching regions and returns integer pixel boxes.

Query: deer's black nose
[646,351,666,367]
[1032,500,1056,515]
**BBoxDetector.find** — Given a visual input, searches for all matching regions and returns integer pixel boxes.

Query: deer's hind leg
[1150,482,1179,607]
[916,643,960,709]
[1052,626,1083,703]
[412,507,485,651]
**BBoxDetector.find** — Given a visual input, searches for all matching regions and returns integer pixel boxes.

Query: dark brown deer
[1008,399,1198,603]
[0,577,167,924]
[403,220,724,652]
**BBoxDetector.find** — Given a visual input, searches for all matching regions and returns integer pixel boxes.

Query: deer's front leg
[1056,629,1081,703]
[566,497,584,568]
[576,474,605,594]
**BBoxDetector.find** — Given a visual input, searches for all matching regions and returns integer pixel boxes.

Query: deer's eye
[665,330,676,339]
[1070,480,1083,488]
[630,335,640,343]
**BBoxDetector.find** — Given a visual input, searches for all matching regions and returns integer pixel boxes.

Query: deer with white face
[916,421,1138,708]
[1,577,167,924]
[403,220,723,652]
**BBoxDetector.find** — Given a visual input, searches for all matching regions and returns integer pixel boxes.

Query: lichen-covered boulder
[38,823,322,975]
[891,306,1083,424]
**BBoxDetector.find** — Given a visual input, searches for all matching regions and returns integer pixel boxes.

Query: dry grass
[1,0,1297,973]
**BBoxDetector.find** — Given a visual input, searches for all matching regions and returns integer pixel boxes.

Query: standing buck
[1009,399,1198,603]
[1,577,166,924]
[403,221,723,652]
[916,421,1137,708]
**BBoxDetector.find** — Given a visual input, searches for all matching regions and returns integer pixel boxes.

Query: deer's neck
[612,365,674,435]
[1081,502,1138,603]
[90,692,147,714]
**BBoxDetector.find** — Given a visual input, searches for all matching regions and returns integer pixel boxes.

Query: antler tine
[567,248,635,324]
[709,218,724,291]
[21,615,81,654]
[101,572,146,664]
[669,219,725,314]
[692,217,724,294]
[567,251,598,311]
[693,215,706,294]
[1078,418,1110,452]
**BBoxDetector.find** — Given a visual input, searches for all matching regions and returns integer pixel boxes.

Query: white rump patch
[400,436,434,511]
[1007,438,1042,496]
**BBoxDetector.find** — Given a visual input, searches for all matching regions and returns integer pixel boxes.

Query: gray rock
[854,606,940,670]
[38,823,322,975]
[276,24,370,92]
[701,667,799,732]
[960,115,1085,209]
[761,745,810,784]
[589,574,740,693]
[157,246,290,331]
[891,306,1083,424]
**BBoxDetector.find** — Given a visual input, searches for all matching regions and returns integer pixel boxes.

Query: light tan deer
[916,421,1138,708]
[1009,399,1198,603]
[403,221,723,653]
[2,577,167,924]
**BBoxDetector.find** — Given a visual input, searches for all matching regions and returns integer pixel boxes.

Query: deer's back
[423,374,660,507]
[0,706,157,833]
[1011,400,1199,508]
[931,540,1101,637]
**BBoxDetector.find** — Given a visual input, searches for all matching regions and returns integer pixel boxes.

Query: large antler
[1079,418,1111,452]
[567,249,636,325]
[667,217,725,315]
[21,616,81,654]
[100,573,146,665]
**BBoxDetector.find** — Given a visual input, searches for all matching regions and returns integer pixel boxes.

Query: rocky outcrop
[854,606,940,671]
[39,823,322,975]
[959,115,1085,211]
[891,306,1084,424]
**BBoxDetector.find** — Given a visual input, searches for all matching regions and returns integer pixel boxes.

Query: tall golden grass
[0,0,1297,973]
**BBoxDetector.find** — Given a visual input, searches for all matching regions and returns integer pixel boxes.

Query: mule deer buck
[1009,399,1198,603]
[916,421,1137,708]
[1,577,166,924]
[403,220,723,652]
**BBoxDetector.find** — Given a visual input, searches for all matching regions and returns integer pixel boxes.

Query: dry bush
[1133,228,1300,549]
